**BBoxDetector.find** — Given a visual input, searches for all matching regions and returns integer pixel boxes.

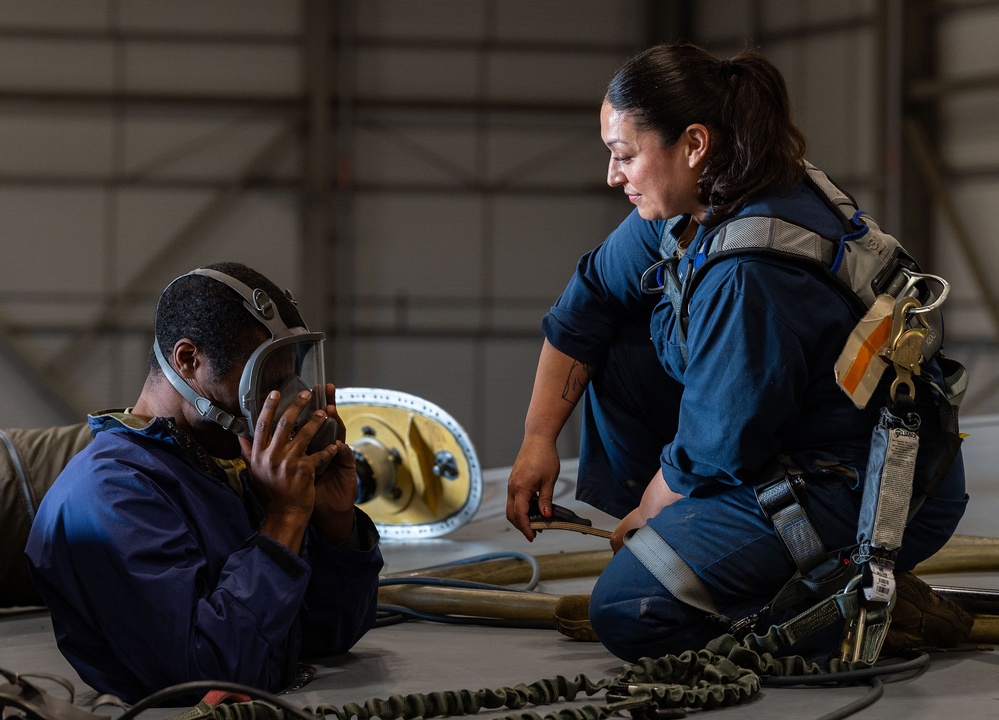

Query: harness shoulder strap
[663,164,934,370]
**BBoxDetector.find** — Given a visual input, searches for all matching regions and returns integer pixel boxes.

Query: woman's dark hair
[151,261,305,380]
[605,42,807,224]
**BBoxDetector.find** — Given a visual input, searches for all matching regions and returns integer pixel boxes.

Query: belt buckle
[755,474,804,518]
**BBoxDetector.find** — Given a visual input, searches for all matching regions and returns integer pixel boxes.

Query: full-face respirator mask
[153,268,338,463]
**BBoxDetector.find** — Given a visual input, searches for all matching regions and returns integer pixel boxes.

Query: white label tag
[864,556,896,603]
[871,427,918,550]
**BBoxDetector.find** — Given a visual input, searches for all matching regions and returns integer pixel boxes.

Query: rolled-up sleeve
[299,509,383,658]
[542,209,666,366]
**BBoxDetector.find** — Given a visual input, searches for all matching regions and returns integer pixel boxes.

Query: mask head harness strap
[152,267,314,439]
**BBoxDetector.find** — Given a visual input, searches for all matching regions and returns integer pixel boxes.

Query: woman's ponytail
[701,51,807,222]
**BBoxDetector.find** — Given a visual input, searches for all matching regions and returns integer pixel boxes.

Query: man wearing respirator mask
[26,261,382,703]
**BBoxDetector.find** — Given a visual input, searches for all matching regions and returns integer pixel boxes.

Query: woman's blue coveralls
[543,177,969,662]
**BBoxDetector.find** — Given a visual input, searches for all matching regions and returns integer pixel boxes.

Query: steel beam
[330,0,359,381]
[905,117,999,341]
[0,315,83,424]
[0,88,594,115]
[42,122,299,377]
[301,0,335,341]
[897,0,937,268]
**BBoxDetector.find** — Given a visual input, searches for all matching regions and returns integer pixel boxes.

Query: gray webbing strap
[755,477,828,574]
[746,586,860,656]
[655,218,690,367]
[624,524,719,615]
[662,259,687,366]
[781,591,857,648]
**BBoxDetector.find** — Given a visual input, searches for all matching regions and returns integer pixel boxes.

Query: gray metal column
[331,0,359,382]
[893,0,935,267]
[878,0,904,236]
[302,0,336,361]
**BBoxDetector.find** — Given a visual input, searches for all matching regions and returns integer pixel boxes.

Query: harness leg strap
[755,476,828,575]
[624,524,720,616]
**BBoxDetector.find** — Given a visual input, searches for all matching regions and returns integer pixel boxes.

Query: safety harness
[631,163,967,662]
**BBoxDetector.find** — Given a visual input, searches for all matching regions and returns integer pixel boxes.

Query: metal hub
[336,388,482,539]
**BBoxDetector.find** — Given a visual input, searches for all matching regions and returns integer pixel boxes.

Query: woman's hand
[506,434,561,541]
[610,468,685,553]
[506,341,596,541]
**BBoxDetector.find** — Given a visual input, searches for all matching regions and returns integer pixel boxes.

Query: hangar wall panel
[1,0,997,471]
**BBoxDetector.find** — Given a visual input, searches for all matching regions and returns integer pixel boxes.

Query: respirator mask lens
[242,333,338,456]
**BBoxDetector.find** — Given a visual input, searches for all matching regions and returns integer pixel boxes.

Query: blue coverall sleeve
[542,209,665,366]
[652,256,857,497]
[299,510,383,658]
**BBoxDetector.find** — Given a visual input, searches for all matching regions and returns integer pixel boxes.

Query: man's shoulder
[46,419,189,499]
[88,410,171,439]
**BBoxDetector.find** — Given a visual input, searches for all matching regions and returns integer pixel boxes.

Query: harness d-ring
[640,258,673,294]
[897,269,950,315]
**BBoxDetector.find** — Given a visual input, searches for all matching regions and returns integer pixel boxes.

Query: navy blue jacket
[25,412,383,702]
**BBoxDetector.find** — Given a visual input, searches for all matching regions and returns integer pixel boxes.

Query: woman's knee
[589,568,715,662]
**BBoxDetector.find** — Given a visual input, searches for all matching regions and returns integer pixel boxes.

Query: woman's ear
[684,124,710,168]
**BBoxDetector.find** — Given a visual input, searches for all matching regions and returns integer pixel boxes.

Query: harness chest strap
[653,163,946,377]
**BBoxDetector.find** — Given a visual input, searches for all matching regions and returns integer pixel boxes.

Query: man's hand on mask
[310,383,359,545]
[240,386,346,552]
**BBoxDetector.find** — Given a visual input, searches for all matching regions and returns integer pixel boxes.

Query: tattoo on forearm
[562,360,595,401]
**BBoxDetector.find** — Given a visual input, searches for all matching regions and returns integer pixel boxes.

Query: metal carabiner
[898,269,950,315]
[837,574,864,661]
[884,297,927,401]
[888,296,922,348]
[640,258,672,294]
